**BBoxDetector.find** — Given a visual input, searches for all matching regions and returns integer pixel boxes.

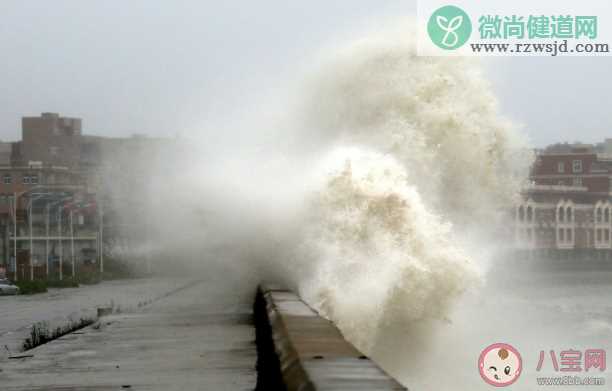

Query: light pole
[29,200,33,280]
[13,186,41,281]
[45,204,50,277]
[12,192,17,281]
[10,186,46,281]
[46,199,61,278]
[47,196,71,280]
[26,194,52,281]
[99,203,104,276]
[70,208,75,279]
[55,198,76,280]
[58,206,63,281]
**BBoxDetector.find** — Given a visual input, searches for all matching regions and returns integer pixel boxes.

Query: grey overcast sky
[0,0,610,147]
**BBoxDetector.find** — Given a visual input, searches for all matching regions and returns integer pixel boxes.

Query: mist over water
[114,23,601,389]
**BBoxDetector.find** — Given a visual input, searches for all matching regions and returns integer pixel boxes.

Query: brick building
[0,112,173,280]
[13,112,82,168]
[516,144,612,259]
[0,113,97,280]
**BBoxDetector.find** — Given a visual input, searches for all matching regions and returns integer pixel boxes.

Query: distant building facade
[516,143,612,258]
[13,112,82,168]
[0,142,11,166]
[0,112,173,279]
[0,113,95,279]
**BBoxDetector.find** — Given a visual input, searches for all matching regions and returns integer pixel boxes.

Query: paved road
[0,281,257,390]
[0,278,191,357]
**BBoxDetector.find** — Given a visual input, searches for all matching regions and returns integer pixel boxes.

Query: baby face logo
[479,343,522,387]
[427,5,472,50]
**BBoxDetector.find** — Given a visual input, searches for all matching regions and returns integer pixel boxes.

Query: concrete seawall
[254,284,407,391]
[1,281,406,390]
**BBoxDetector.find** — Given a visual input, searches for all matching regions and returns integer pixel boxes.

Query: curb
[254,283,407,390]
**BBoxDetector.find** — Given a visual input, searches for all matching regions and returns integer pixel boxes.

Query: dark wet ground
[0,281,257,390]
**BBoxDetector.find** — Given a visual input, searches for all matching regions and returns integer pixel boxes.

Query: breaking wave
[283,25,531,356]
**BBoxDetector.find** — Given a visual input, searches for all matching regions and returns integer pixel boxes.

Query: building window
[572,160,583,173]
[566,228,572,241]
[30,175,38,185]
[526,206,533,221]
[22,175,30,184]
[558,207,565,222]
[518,206,524,221]
[597,229,602,242]
[606,208,610,223]
[606,229,611,243]
[559,228,565,241]
[597,207,602,223]
[566,206,572,222]
[558,162,565,173]
[3,174,11,184]
[573,177,582,187]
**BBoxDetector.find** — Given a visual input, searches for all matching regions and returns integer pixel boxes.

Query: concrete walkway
[0,281,257,390]
[0,278,191,359]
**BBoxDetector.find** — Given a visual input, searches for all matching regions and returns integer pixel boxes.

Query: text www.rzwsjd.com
[470,39,609,56]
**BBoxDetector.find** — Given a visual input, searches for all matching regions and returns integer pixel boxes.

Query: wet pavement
[0,281,257,390]
[0,278,192,359]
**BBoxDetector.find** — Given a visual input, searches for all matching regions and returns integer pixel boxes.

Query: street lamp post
[70,209,75,279]
[12,192,17,281]
[45,204,50,277]
[29,201,33,281]
[55,199,76,281]
[26,194,53,281]
[47,196,72,281]
[58,207,63,281]
[10,186,47,281]
[99,203,104,276]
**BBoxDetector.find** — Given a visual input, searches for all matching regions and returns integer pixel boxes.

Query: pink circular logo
[478,343,522,387]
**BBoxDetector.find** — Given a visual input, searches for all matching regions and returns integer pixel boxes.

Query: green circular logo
[427,5,472,50]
